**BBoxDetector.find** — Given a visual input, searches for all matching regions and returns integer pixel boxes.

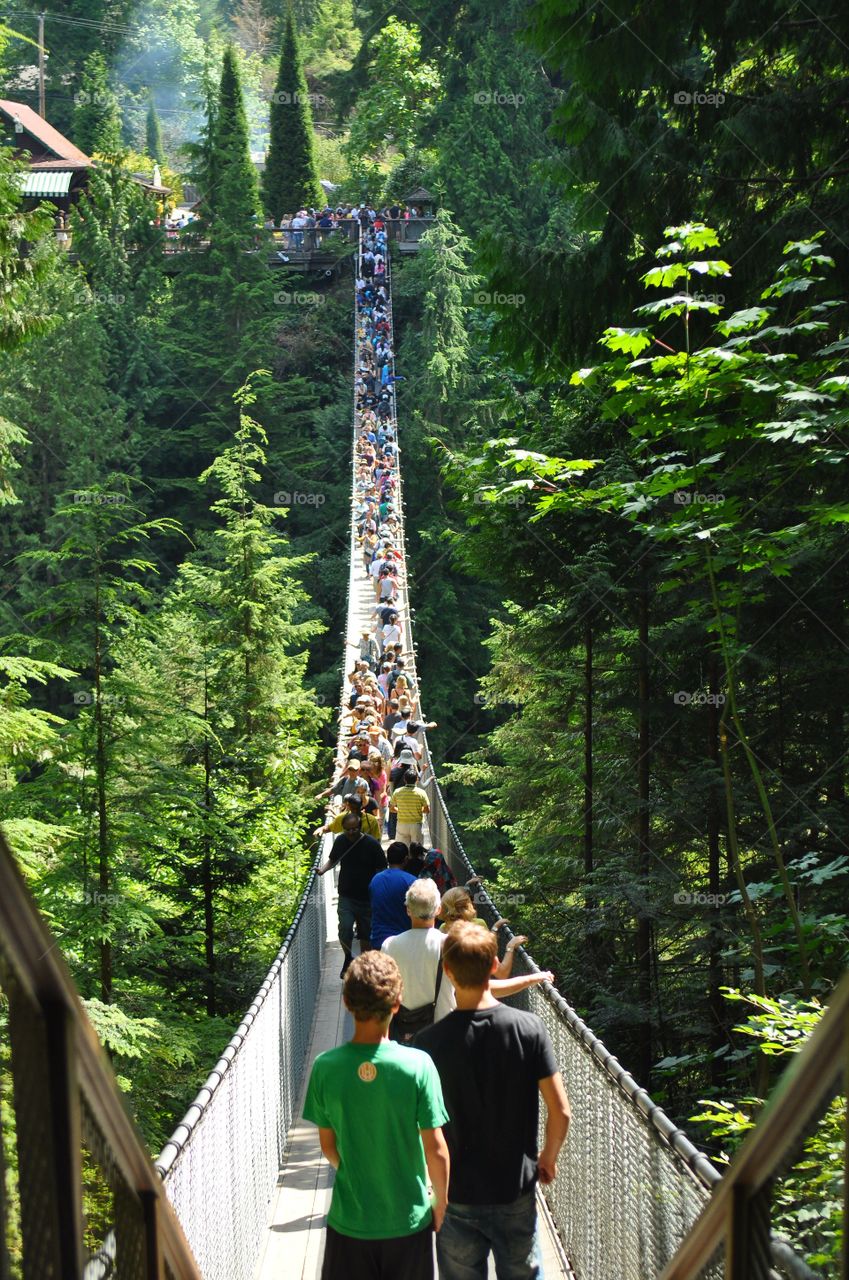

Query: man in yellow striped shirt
[390,769,430,848]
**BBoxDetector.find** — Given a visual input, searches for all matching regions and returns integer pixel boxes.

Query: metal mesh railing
[155,867,326,1280]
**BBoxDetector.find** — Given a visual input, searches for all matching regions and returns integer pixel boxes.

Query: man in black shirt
[416,922,570,1280]
[318,813,386,978]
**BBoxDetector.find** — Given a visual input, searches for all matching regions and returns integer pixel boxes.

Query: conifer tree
[73,51,122,156]
[145,92,166,164]
[210,44,261,231]
[20,479,182,1002]
[263,6,322,219]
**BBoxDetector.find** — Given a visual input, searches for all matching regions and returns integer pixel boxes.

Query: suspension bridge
[0,226,846,1280]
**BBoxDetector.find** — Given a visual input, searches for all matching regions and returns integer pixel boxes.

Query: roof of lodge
[0,100,92,167]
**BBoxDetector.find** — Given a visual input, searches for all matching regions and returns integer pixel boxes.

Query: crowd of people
[267,202,429,254]
[305,209,572,1280]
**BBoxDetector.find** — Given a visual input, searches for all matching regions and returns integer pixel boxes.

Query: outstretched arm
[491,970,554,999]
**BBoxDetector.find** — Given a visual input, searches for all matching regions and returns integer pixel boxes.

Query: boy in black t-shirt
[416,923,570,1280]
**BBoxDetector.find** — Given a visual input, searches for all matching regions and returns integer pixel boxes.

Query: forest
[0,0,847,1268]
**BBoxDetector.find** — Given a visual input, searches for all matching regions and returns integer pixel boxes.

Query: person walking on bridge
[416,923,571,1280]
[390,768,430,848]
[304,951,450,1279]
[318,813,386,978]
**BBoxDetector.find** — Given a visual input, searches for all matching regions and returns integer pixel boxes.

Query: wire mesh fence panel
[0,978,21,1280]
[0,961,60,1280]
[157,869,326,1280]
[80,1093,147,1280]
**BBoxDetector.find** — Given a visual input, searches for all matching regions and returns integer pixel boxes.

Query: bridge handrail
[420,770,722,1185]
[154,860,324,1180]
[0,829,202,1279]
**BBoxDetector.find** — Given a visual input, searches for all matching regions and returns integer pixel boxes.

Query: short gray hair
[406,878,440,920]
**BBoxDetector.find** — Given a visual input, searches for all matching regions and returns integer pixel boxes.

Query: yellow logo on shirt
[357,1061,378,1083]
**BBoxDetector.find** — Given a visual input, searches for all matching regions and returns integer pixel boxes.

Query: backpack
[422,849,457,895]
[390,959,443,1043]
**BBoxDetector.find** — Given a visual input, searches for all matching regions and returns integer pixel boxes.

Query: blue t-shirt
[369,867,416,948]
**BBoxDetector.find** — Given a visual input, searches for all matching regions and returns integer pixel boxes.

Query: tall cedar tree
[262,6,322,219]
[210,45,261,231]
[145,93,166,164]
[72,51,122,156]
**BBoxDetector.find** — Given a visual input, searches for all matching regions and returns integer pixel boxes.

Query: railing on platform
[0,830,202,1280]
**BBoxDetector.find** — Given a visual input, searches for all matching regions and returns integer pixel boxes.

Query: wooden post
[37,14,46,119]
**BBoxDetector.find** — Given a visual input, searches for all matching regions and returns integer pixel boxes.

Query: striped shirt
[392,785,429,823]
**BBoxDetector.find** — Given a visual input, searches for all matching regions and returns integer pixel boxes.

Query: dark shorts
[321,1222,434,1280]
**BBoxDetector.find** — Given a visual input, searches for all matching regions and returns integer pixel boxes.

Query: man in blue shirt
[369,842,416,948]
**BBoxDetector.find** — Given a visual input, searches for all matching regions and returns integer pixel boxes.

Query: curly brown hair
[343,951,403,1021]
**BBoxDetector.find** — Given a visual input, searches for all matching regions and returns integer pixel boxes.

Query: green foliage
[211,44,261,230]
[692,990,844,1273]
[73,51,122,155]
[301,0,360,95]
[263,7,322,218]
[0,132,55,356]
[343,18,440,177]
[145,94,166,164]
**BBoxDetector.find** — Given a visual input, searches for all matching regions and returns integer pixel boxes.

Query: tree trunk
[203,670,216,1017]
[583,619,594,880]
[93,569,112,1004]
[707,653,725,1082]
[635,578,653,1084]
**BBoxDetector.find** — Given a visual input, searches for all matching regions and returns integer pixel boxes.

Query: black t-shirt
[327,831,386,899]
[416,1004,557,1204]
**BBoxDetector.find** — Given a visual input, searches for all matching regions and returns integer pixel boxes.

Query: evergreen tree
[263,6,322,219]
[73,51,123,156]
[19,479,182,1002]
[145,92,166,164]
[210,43,261,230]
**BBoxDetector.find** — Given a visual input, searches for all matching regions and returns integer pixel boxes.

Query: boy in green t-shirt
[303,951,450,1279]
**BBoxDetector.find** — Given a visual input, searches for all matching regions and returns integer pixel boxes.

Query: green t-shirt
[303,1040,449,1240]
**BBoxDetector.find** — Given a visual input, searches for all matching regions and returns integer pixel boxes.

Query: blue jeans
[436,1191,543,1280]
